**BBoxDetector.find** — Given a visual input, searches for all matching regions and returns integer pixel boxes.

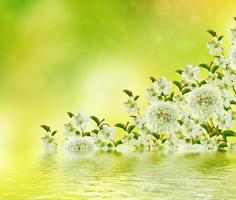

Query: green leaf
[176,69,183,75]
[201,124,210,133]
[222,130,236,141]
[195,138,201,144]
[162,138,167,144]
[191,83,198,88]
[218,35,224,41]
[134,95,140,101]
[207,29,217,37]
[199,63,210,71]
[173,81,183,91]
[75,130,81,136]
[83,132,91,136]
[152,133,160,140]
[170,92,175,98]
[123,89,133,97]
[167,92,175,101]
[185,138,190,143]
[67,112,74,118]
[133,132,140,139]
[107,143,113,148]
[216,72,224,79]
[199,80,207,86]
[230,100,236,105]
[211,65,219,73]
[114,123,127,131]
[209,129,220,138]
[181,88,191,95]
[99,123,110,129]
[224,107,231,112]
[223,130,236,136]
[90,116,100,126]
[51,130,57,136]
[178,120,184,125]
[218,142,228,151]
[40,125,51,132]
[149,77,156,83]
[91,129,99,134]
[127,125,136,133]
[115,140,123,146]
[158,96,163,101]
[234,17,236,21]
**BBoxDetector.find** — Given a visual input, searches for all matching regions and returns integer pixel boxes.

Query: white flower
[211,76,234,92]
[124,98,139,114]
[145,88,158,104]
[207,135,224,151]
[101,145,114,151]
[64,136,95,152]
[217,113,231,129]
[64,123,76,137]
[219,76,234,89]
[42,141,57,152]
[121,132,138,146]
[97,125,116,143]
[41,134,57,152]
[205,72,218,84]
[214,56,228,69]
[137,132,156,149]
[182,120,202,139]
[178,143,206,153]
[153,77,172,96]
[181,65,199,83]
[199,132,210,143]
[72,112,90,131]
[221,71,236,90]
[228,45,236,70]
[144,101,180,134]
[222,64,236,77]
[115,143,131,153]
[132,116,145,130]
[161,137,179,152]
[173,93,186,106]
[221,89,234,108]
[207,37,223,56]
[187,85,223,120]
[230,28,236,43]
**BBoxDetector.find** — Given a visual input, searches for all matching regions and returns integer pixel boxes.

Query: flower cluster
[41,18,236,153]
[41,125,57,152]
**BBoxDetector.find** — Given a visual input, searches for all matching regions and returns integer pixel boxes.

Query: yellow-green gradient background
[0,0,236,166]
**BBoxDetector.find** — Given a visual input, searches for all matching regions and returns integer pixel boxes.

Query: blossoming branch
[41,18,236,153]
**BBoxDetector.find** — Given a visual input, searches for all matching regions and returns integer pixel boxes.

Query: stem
[149,142,152,151]
[81,129,84,137]
[99,118,105,125]
[182,83,188,89]
[164,96,167,102]
[209,118,215,129]
[209,61,213,67]
[125,121,129,131]
[196,81,200,87]
[233,87,236,96]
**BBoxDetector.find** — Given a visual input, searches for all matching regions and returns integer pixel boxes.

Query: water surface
[1,152,236,200]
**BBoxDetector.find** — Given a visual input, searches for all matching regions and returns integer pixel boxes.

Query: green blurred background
[0,0,236,166]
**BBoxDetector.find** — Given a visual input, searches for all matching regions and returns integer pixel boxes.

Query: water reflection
[0,152,236,199]
[192,152,231,174]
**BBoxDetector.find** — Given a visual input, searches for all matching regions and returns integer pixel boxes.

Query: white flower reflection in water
[1,152,236,199]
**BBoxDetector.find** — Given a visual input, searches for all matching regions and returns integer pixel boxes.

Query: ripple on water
[0,152,236,200]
